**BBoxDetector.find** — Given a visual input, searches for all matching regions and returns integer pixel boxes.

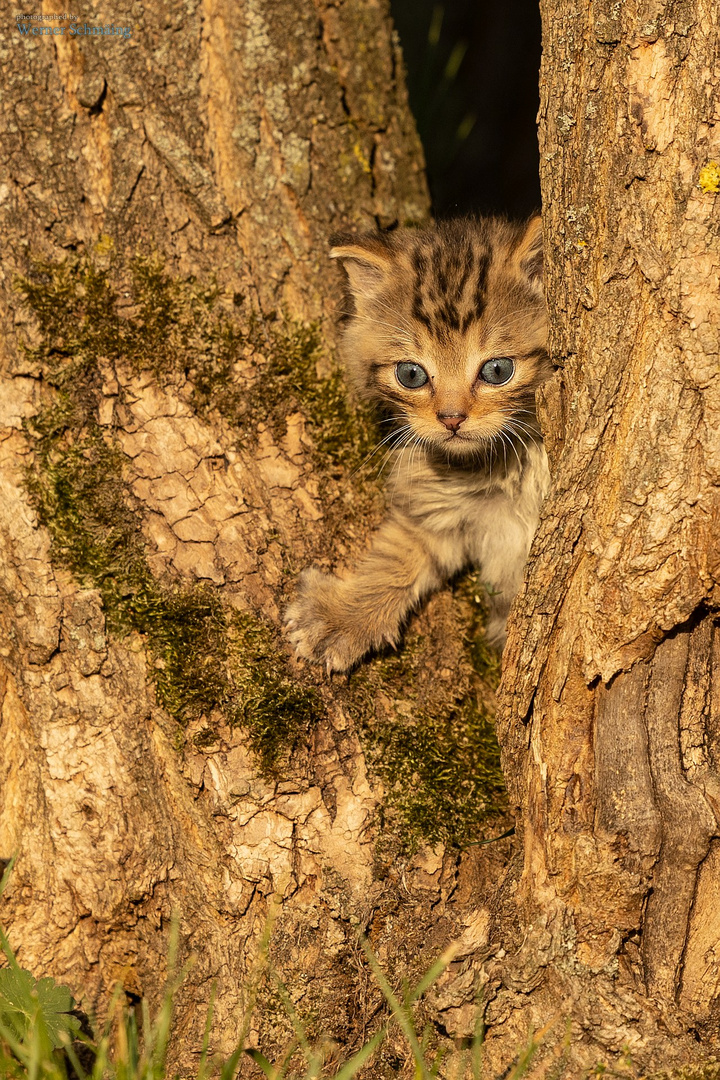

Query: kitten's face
[332,217,550,463]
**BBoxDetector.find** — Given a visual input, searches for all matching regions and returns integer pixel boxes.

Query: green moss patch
[18,253,326,773]
[18,251,375,471]
[343,574,506,852]
[192,313,376,472]
[365,696,505,850]
[26,404,322,772]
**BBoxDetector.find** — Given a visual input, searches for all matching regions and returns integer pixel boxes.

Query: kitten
[285,216,551,673]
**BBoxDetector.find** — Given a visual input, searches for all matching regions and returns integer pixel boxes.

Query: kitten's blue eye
[479,357,514,385]
[396,362,429,389]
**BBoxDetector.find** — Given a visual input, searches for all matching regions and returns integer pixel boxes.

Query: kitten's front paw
[284,568,368,674]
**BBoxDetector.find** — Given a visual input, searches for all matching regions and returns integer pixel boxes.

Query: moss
[26,407,321,771]
[18,252,375,473]
[454,569,503,686]
[19,254,325,774]
[343,573,506,852]
[224,613,323,774]
[364,695,504,850]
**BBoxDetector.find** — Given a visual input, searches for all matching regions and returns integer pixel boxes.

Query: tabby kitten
[285,216,551,673]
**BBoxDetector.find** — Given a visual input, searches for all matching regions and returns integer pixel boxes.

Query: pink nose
[437,413,466,432]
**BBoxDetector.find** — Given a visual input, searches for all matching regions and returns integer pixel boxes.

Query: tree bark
[487,0,720,1072]
[0,2,516,1076]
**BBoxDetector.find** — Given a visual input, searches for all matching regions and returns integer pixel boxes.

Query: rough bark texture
[485,0,720,1073]
[0,2,519,1076]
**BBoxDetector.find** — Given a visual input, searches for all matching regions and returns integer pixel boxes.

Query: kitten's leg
[477,447,550,647]
[483,591,513,649]
[475,517,533,648]
[285,514,454,673]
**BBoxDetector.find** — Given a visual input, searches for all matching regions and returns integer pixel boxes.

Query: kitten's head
[331,216,550,463]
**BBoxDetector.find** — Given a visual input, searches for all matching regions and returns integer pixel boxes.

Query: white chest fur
[388,441,550,638]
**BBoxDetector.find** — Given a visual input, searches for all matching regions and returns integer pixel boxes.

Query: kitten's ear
[513,215,544,292]
[329,232,395,299]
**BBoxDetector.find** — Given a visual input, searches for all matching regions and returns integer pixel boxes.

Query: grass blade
[0,857,16,902]
[507,1017,558,1080]
[471,1003,485,1080]
[331,1028,387,1080]
[406,945,458,1004]
[218,1042,246,1080]
[235,897,281,1061]
[356,934,429,1080]
[246,1047,276,1078]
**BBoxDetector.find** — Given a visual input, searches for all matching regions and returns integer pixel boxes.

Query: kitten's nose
[437,412,467,432]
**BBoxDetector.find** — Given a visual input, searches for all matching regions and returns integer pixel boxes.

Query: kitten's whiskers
[504,421,534,461]
[349,421,411,479]
[380,428,415,483]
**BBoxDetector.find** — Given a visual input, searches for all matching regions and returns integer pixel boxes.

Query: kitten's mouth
[438,431,478,456]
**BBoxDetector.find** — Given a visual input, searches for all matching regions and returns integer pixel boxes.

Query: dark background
[390,0,542,219]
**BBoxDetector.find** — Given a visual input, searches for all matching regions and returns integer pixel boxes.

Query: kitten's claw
[284,567,369,674]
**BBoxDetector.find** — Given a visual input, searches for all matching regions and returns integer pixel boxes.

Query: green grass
[0,864,479,1080]
[3,865,704,1079]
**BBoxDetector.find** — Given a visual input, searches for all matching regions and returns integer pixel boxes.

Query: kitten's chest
[393,444,549,544]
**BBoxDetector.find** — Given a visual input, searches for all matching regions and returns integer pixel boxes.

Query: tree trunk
[0,2,517,1076]
[487,0,720,1072]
